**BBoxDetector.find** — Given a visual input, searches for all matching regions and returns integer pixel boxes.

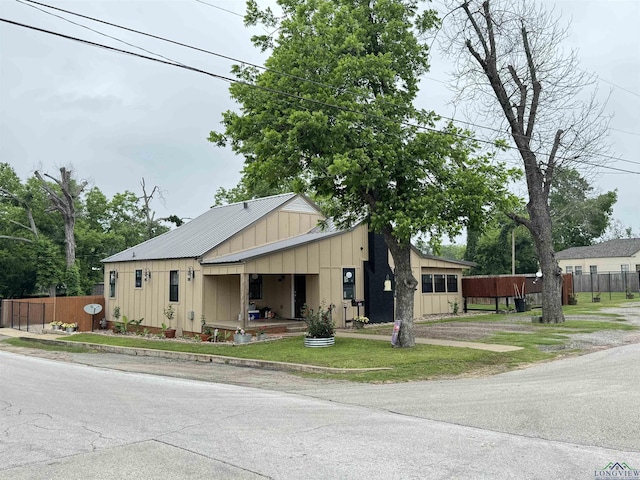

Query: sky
[1,0,638,238]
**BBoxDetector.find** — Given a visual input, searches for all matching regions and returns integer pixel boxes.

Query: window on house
[447,275,459,293]
[565,266,573,274]
[575,266,583,275]
[343,268,355,299]
[109,271,117,298]
[621,265,629,272]
[590,265,597,274]
[421,274,433,293]
[434,274,446,293]
[636,264,640,272]
[249,274,262,300]
[135,269,142,288]
[169,270,179,302]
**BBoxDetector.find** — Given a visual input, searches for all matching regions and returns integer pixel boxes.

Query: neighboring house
[556,238,640,275]
[102,193,472,334]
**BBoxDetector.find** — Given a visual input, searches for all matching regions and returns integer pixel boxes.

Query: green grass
[7,292,636,383]
[4,337,93,353]
[58,333,550,382]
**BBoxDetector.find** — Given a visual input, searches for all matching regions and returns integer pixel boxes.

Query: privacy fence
[572,272,640,294]
[0,296,104,333]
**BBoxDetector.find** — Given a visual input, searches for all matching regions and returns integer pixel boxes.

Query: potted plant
[256,327,267,341]
[626,289,635,299]
[49,321,62,331]
[234,326,252,344]
[162,305,176,338]
[593,292,601,303]
[302,303,335,347]
[62,322,77,333]
[353,315,369,329]
[568,294,578,305]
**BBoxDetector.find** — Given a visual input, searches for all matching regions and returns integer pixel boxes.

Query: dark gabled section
[364,232,394,324]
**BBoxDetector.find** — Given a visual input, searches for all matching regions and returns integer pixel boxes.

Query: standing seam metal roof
[102,193,299,262]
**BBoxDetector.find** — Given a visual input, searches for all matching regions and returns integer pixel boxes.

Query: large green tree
[211,0,516,346]
[549,167,616,252]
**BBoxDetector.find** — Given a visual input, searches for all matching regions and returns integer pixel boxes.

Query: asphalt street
[1,347,639,479]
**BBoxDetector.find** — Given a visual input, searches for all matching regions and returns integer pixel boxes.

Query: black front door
[294,275,306,319]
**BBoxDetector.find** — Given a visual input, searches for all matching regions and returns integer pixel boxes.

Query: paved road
[1,349,639,479]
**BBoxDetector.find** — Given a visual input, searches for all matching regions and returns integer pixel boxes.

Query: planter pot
[627,294,635,299]
[568,298,578,305]
[353,322,365,329]
[514,298,526,312]
[200,333,211,342]
[234,334,253,344]
[66,328,75,334]
[51,325,60,331]
[256,333,267,341]
[593,297,601,303]
[304,336,335,348]
[164,328,176,338]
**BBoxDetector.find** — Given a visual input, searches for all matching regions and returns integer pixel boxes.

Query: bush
[302,303,335,338]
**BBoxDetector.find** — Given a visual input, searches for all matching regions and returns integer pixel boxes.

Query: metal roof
[102,193,303,262]
[555,238,640,260]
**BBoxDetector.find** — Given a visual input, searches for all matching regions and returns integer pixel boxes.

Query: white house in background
[556,238,640,275]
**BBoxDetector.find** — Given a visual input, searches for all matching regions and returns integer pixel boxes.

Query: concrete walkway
[336,330,523,352]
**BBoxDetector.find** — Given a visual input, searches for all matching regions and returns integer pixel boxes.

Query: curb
[17,337,392,375]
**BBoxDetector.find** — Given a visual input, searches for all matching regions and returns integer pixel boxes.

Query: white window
[565,266,573,274]
[621,265,629,273]
[590,265,597,274]
[575,266,583,275]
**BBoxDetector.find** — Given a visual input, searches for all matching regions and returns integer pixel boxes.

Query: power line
[2,16,639,175]
[18,0,640,169]
[193,0,244,18]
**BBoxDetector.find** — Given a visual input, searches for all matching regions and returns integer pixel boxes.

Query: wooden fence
[572,272,639,293]
[462,274,573,311]
[1,296,105,332]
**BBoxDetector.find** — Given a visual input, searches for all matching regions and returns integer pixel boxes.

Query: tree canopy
[211,0,517,346]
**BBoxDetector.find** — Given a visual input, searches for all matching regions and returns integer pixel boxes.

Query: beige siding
[202,209,324,262]
[410,250,465,318]
[104,258,203,333]
[559,254,640,274]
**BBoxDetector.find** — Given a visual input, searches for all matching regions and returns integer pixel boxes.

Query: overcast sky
[1,0,638,238]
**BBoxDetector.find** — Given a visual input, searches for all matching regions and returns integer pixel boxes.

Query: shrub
[302,303,335,338]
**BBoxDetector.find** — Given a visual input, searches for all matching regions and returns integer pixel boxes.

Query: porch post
[240,273,248,329]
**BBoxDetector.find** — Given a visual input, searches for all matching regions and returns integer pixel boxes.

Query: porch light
[533,269,542,284]
[187,266,194,281]
[144,268,151,281]
[383,274,392,292]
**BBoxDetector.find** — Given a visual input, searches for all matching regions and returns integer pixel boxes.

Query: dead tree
[34,168,88,268]
[443,0,610,323]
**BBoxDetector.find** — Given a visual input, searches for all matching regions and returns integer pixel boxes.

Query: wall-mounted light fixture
[187,266,194,281]
[143,268,151,281]
[533,269,543,284]
[383,274,392,292]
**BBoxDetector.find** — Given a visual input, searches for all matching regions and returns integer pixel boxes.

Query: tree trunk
[528,195,565,323]
[64,216,76,268]
[381,228,417,347]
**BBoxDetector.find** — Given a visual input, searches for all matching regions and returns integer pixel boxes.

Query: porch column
[240,273,248,329]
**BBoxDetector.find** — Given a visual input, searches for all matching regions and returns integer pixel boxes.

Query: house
[556,238,640,275]
[102,193,472,334]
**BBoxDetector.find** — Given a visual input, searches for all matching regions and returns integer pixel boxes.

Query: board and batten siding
[202,209,324,262]
[406,250,466,318]
[104,259,203,333]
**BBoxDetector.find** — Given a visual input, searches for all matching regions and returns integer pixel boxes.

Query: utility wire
[18,0,640,168]
[2,16,639,175]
